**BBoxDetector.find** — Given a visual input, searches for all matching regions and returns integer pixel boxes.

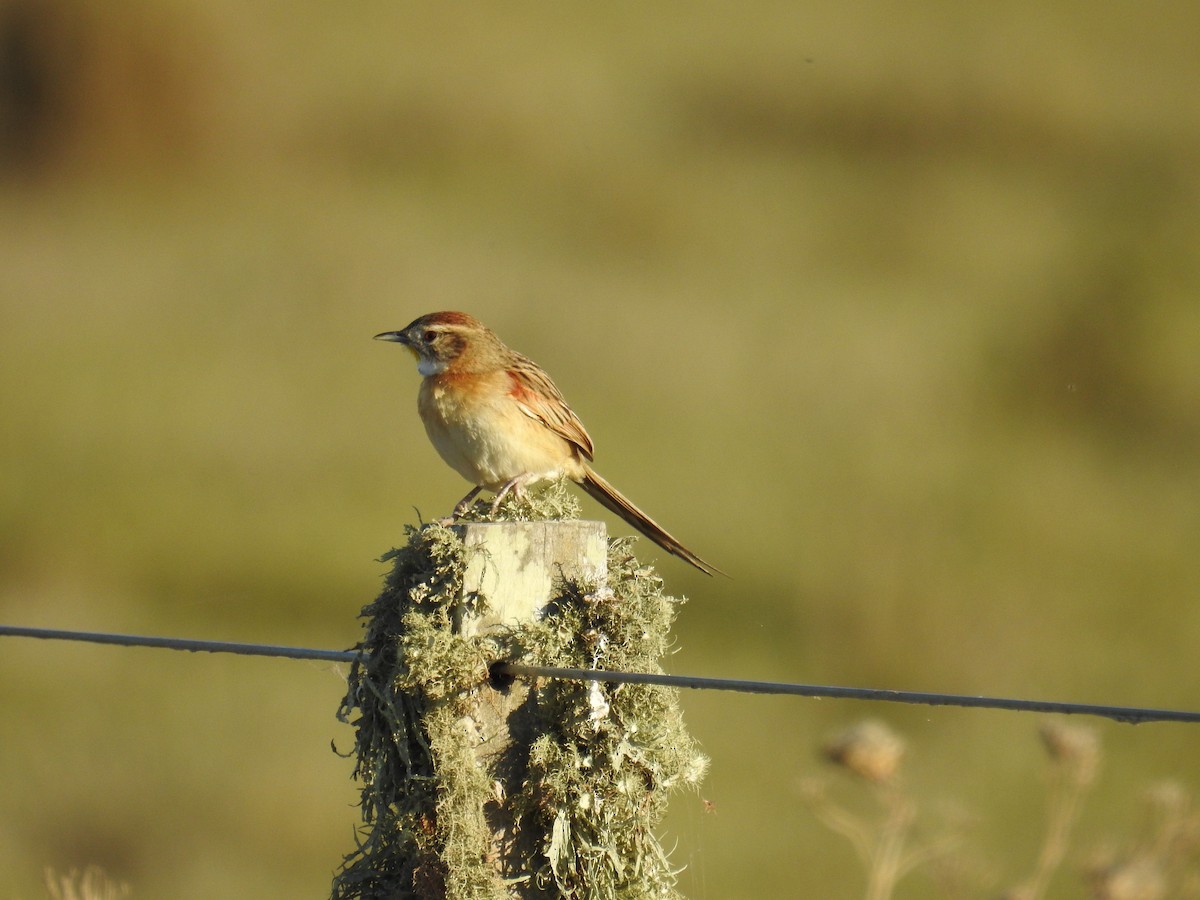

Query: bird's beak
[374,331,409,345]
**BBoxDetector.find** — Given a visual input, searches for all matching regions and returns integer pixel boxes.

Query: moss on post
[332,482,708,899]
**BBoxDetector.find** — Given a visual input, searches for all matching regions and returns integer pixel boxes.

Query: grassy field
[2,1,1198,896]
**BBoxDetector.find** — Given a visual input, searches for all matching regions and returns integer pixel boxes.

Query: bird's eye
[423,330,437,343]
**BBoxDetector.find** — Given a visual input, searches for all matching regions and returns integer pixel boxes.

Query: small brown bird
[376,311,720,576]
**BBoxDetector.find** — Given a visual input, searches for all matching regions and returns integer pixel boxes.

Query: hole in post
[488,660,516,692]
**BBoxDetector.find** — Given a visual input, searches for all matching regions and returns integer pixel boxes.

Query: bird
[375,311,721,576]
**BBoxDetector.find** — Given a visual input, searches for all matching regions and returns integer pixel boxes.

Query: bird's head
[374,311,491,376]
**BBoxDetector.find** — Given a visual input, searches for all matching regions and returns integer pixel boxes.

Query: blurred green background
[1,1,1197,896]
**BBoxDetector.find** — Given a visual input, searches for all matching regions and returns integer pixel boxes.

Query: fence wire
[2,624,1197,725]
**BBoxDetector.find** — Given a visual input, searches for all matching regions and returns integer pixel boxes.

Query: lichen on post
[332,481,708,899]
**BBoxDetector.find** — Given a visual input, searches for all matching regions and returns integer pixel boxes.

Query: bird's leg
[490,474,531,514]
[450,486,483,520]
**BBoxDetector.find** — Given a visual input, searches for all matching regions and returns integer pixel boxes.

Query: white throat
[417,356,448,377]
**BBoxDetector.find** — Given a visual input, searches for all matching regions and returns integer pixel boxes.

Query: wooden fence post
[333,513,706,900]
[452,520,609,894]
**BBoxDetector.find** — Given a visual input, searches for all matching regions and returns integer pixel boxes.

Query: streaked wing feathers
[507,355,595,459]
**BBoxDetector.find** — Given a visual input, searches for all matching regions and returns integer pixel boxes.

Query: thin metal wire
[2,624,1198,725]
[493,663,1200,725]
[0,624,357,663]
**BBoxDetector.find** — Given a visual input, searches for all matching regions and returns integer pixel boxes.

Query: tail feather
[578,464,723,577]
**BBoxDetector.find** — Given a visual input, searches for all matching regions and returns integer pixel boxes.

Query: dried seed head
[1085,856,1166,900]
[1141,780,1188,819]
[1039,719,1101,785]
[822,719,905,783]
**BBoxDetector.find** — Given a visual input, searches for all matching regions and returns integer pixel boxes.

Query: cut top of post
[451,520,608,637]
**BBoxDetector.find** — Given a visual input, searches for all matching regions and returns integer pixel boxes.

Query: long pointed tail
[578,464,723,577]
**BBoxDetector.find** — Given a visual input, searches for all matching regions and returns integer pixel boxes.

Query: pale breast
[418,371,579,490]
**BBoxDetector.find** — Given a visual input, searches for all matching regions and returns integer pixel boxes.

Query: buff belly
[419,376,576,491]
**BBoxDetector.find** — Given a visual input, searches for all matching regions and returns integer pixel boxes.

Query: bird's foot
[450,486,484,520]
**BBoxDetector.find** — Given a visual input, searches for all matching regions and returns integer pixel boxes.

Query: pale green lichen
[333,483,706,900]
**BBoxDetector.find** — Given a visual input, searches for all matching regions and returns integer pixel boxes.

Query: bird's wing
[507,356,595,460]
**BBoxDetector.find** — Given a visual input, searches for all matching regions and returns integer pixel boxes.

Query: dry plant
[1003,720,1102,900]
[44,867,130,900]
[1082,780,1200,900]
[804,717,1200,900]
[800,719,961,900]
